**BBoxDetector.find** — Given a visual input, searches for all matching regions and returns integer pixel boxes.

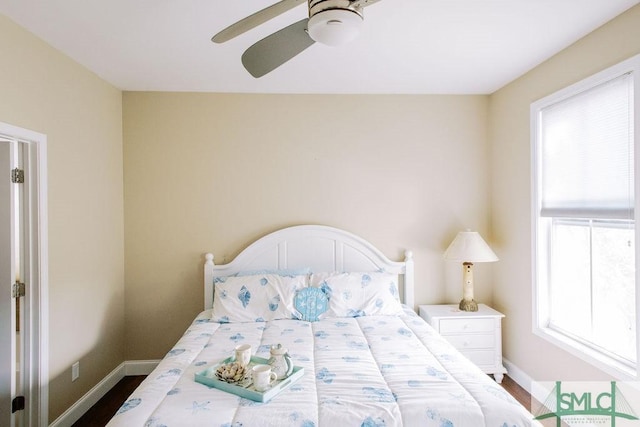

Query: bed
[107,225,536,427]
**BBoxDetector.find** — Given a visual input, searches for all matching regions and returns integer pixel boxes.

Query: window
[532,55,640,378]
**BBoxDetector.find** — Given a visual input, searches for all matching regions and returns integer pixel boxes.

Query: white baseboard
[125,359,160,376]
[49,363,125,427]
[49,360,160,427]
[503,358,532,391]
[503,357,550,403]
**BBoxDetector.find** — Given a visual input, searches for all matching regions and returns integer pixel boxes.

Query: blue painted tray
[195,355,304,403]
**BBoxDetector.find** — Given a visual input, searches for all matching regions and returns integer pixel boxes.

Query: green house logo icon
[534,381,638,426]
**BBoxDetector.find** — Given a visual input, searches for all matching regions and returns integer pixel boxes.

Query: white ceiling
[1,0,639,94]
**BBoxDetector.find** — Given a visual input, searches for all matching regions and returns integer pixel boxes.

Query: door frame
[0,122,48,426]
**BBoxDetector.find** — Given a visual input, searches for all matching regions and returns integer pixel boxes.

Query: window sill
[533,325,637,380]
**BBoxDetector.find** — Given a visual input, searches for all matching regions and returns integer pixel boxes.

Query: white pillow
[309,272,403,318]
[211,274,307,323]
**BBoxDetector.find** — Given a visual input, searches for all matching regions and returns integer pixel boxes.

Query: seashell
[214,362,247,383]
[238,285,251,308]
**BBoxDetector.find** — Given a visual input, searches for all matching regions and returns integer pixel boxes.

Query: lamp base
[459,298,478,312]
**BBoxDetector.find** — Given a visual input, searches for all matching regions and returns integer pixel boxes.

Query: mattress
[107,307,534,427]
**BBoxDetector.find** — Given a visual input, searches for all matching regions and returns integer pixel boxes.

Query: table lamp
[443,230,498,312]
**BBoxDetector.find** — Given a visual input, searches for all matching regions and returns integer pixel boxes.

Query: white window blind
[540,72,634,220]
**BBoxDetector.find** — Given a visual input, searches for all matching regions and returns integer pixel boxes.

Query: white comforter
[107,308,534,427]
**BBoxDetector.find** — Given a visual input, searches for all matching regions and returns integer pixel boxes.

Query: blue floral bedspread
[107,307,536,427]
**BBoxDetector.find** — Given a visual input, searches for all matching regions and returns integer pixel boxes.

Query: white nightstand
[419,304,507,383]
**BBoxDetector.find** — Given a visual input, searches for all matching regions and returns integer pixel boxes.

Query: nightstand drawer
[439,318,494,334]
[446,333,495,350]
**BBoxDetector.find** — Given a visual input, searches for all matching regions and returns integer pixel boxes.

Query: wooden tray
[195,355,304,403]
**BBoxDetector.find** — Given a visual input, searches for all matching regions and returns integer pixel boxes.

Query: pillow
[211,274,307,323]
[309,272,403,318]
[294,287,329,322]
[212,268,310,306]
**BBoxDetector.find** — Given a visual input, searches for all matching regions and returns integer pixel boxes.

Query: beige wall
[0,15,125,421]
[489,4,640,381]
[122,92,493,359]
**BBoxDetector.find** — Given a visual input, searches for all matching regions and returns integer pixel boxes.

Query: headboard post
[404,250,415,310]
[204,253,215,310]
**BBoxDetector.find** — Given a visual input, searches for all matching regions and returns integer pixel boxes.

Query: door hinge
[12,281,25,298]
[12,396,25,413]
[11,168,24,184]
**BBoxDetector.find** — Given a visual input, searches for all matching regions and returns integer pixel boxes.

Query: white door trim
[0,122,48,427]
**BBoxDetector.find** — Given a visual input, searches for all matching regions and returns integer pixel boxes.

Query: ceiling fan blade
[241,18,315,78]
[212,0,306,44]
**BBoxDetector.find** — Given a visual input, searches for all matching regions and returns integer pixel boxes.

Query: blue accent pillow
[294,287,329,322]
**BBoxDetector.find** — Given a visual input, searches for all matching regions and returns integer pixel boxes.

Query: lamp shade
[443,230,498,262]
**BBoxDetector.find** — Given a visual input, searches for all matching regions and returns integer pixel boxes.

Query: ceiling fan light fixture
[307,9,363,46]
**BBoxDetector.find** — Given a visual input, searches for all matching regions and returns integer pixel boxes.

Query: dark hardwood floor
[72,376,146,427]
[71,374,532,426]
[500,374,532,411]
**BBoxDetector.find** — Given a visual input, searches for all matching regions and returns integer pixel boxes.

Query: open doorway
[0,122,48,427]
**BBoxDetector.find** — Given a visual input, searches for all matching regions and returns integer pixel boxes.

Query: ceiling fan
[212,0,382,78]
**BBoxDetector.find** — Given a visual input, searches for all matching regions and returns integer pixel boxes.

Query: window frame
[531,54,640,380]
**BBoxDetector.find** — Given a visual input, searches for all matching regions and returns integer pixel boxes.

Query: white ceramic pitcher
[268,343,293,380]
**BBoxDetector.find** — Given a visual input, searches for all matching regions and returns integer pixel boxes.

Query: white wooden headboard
[204,225,414,310]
